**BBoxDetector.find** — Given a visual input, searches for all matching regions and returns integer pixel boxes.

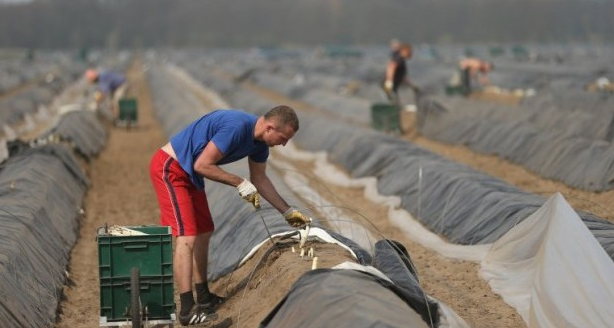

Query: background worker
[458,57,493,96]
[84,68,127,120]
[382,43,418,102]
[149,105,311,326]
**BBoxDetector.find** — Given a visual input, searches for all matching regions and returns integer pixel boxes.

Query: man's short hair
[265,105,299,131]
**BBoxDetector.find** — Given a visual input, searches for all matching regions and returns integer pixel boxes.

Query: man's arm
[248,159,290,213]
[193,140,243,187]
[385,60,397,84]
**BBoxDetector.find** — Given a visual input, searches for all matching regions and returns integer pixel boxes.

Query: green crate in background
[97,225,174,322]
[370,103,401,133]
[118,98,138,122]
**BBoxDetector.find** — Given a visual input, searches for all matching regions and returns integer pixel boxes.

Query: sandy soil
[54,59,612,328]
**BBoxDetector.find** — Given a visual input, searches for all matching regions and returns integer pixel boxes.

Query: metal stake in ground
[256,207,276,245]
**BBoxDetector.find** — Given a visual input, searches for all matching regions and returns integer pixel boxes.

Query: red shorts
[149,149,214,236]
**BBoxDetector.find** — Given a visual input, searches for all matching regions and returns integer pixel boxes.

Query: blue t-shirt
[98,71,126,95]
[170,110,269,190]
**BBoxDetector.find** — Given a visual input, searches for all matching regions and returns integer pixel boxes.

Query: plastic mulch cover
[299,89,371,126]
[0,72,75,127]
[260,269,431,328]
[146,66,205,137]
[0,144,88,328]
[481,193,614,328]
[42,110,107,159]
[417,94,614,191]
[372,239,439,326]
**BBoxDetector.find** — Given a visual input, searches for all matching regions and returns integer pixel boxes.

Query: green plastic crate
[118,98,138,122]
[370,103,401,133]
[97,225,174,322]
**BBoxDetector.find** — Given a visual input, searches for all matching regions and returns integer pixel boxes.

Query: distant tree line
[0,0,612,49]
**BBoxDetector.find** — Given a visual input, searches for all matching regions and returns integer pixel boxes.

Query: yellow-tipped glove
[237,179,260,209]
[283,208,312,228]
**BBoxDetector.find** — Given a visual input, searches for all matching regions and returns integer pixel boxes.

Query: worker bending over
[458,57,493,96]
[84,68,127,121]
[149,105,311,326]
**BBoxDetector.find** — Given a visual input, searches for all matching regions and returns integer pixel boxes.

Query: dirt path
[55,57,165,328]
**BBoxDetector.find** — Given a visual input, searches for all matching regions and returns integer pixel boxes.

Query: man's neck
[254,117,265,141]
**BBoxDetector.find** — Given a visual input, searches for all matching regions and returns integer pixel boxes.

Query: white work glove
[237,179,260,208]
[283,207,312,228]
[384,80,394,92]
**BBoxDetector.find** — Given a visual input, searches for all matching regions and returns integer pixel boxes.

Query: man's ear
[265,120,277,132]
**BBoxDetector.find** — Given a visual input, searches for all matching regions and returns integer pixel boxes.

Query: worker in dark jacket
[383,43,417,101]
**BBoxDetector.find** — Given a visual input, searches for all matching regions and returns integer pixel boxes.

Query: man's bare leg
[175,235,196,293]
[193,232,215,305]
[175,235,216,324]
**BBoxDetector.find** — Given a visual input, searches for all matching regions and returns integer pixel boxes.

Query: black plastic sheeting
[146,66,204,137]
[0,63,85,127]
[41,110,108,159]
[260,269,431,328]
[0,144,89,328]
[417,93,614,191]
[372,240,439,326]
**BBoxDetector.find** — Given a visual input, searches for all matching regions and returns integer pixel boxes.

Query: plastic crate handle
[125,281,151,290]
[121,241,149,250]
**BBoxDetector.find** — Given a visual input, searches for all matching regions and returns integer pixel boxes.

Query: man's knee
[176,235,197,249]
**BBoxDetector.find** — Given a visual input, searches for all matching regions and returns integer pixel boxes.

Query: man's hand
[237,179,260,208]
[384,80,394,93]
[283,208,312,228]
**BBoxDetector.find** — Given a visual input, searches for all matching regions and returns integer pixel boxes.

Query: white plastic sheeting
[481,193,614,328]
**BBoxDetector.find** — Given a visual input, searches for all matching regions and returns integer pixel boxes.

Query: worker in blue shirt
[85,68,127,120]
[149,105,311,326]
